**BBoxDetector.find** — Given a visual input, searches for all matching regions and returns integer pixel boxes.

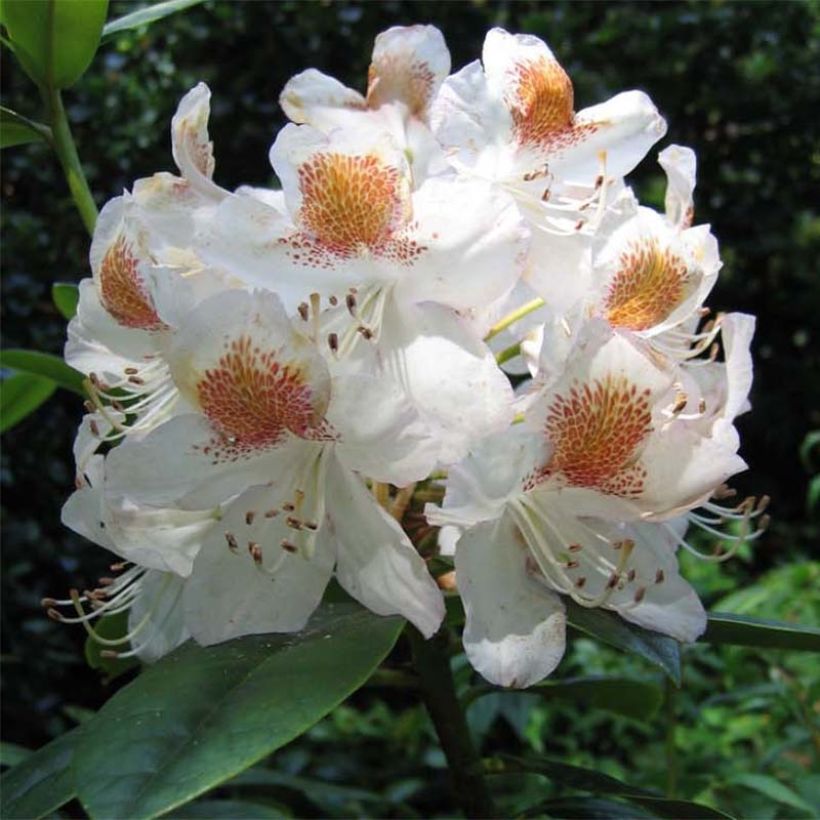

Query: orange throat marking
[367,57,435,116]
[298,152,404,255]
[538,375,653,497]
[196,336,317,460]
[604,240,690,331]
[99,236,165,331]
[509,56,575,148]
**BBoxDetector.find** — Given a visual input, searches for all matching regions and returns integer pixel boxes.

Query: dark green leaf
[703,612,820,651]
[2,0,109,89]
[470,675,663,721]
[725,773,815,814]
[489,756,733,819]
[565,600,682,684]
[171,799,289,818]
[101,0,206,42]
[0,349,85,395]
[525,796,655,818]
[0,729,78,819]
[0,373,56,433]
[73,603,404,819]
[0,106,51,148]
[0,742,32,768]
[52,282,79,320]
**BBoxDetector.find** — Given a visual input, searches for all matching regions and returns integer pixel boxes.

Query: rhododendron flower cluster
[51,25,765,686]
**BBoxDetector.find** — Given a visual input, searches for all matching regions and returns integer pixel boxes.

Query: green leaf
[0,742,32,768]
[83,611,140,681]
[725,773,816,814]
[0,729,78,818]
[565,600,682,684]
[172,799,289,818]
[470,675,663,721]
[0,105,51,148]
[703,612,820,651]
[101,0,206,42]
[73,603,404,819]
[0,373,57,433]
[0,349,85,395]
[2,0,109,89]
[52,281,79,320]
[489,756,733,819]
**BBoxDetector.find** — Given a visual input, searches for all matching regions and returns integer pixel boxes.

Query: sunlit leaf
[0,106,51,148]
[101,0,207,42]
[2,0,109,89]
[565,600,682,684]
[73,603,404,819]
[0,729,78,819]
[703,612,820,651]
[52,282,79,320]
[0,349,84,395]
[0,373,57,433]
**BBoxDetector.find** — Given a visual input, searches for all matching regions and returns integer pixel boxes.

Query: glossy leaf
[0,728,78,819]
[490,756,733,819]
[101,0,206,42]
[565,600,682,684]
[0,349,85,395]
[0,742,32,768]
[0,373,57,433]
[52,282,79,320]
[2,0,109,89]
[726,773,816,814]
[703,612,820,651]
[524,796,655,818]
[469,675,664,721]
[0,106,51,148]
[73,603,404,819]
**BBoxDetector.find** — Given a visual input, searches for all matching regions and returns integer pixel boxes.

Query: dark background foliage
[2,2,818,816]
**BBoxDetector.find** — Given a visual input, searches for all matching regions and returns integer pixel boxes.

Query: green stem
[665,676,679,798]
[45,87,97,235]
[484,297,545,341]
[495,341,522,366]
[408,625,495,818]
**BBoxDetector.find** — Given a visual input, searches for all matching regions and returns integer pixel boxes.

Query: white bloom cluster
[52,26,765,686]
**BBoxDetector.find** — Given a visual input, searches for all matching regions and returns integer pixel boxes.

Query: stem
[46,87,98,235]
[665,676,679,798]
[484,297,545,341]
[408,625,495,818]
[495,341,521,366]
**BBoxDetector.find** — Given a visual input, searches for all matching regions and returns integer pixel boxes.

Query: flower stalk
[45,87,98,235]
[407,624,496,818]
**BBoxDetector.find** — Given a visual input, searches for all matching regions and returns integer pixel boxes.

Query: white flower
[427,320,755,687]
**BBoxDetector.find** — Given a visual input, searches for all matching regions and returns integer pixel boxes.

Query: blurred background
[2,2,818,816]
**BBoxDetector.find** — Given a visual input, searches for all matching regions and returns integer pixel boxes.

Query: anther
[283,502,295,512]
[565,560,579,569]
[698,307,711,317]
[713,484,737,500]
[595,174,604,189]
[245,510,256,526]
[329,295,338,306]
[124,367,139,375]
[304,521,318,531]
[574,219,584,231]
[84,400,95,412]
[46,608,63,622]
[89,420,100,437]
[345,293,357,315]
[357,326,374,340]
[328,332,339,353]
[110,562,128,572]
[41,597,58,608]
[671,392,688,414]
[286,516,303,530]
[248,542,263,564]
[97,577,116,587]
[627,569,636,582]
[100,650,120,659]
[607,572,620,589]
[225,532,239,552]
[655,569,665,584]
[298,302,310,322]
[264,508,279,518]
[756,495,771,514]
[698,398,707,413]
[128,375,145,385]
[568,543,583,552]
[281,540,298,553]
[633,586,647,603]
[111,400,125,412]
[575,576,587,588]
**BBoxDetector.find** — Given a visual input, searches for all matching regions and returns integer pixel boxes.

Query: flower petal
[280,68,366,128]
[325,457,444,637]
[659,144,697,228]
[456,513,566,687]
[129,570,190,662]
[183,484,334,645]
